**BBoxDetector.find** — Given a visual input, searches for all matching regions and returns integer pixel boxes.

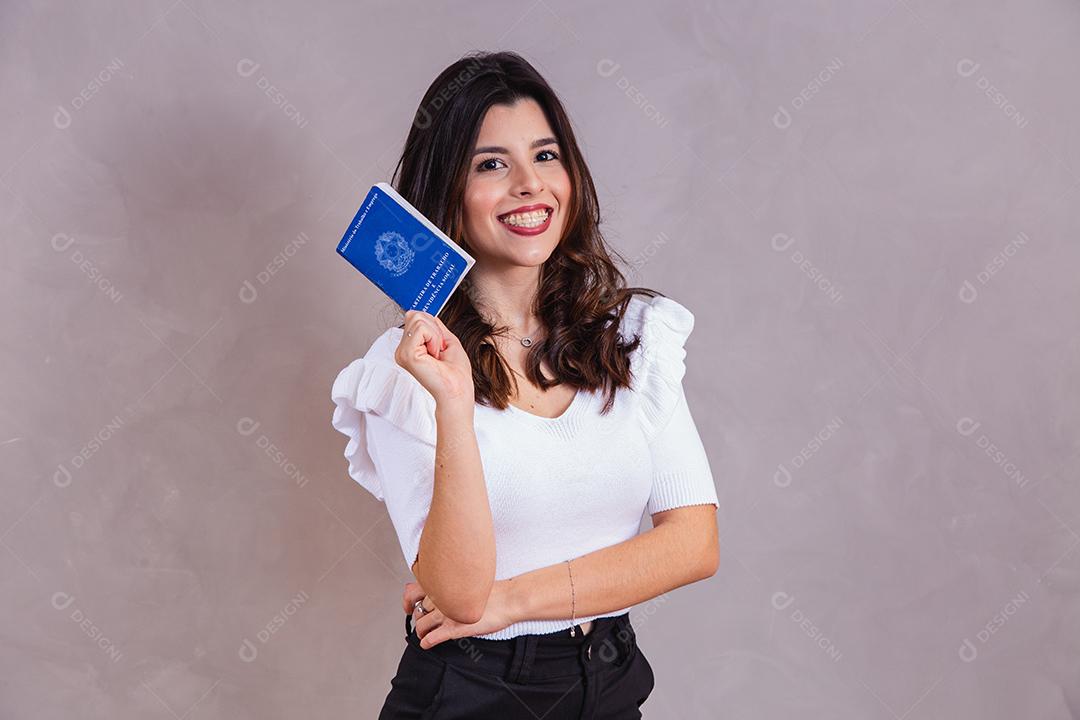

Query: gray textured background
[4,1,1079,717]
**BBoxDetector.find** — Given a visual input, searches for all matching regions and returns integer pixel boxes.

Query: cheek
[550,171,572,207]
[464,188,500,225]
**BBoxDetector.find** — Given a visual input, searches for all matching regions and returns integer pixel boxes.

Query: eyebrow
[472,136,559,156]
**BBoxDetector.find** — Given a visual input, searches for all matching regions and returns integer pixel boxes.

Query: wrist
[435,398,474,421]
[501,576,529,625]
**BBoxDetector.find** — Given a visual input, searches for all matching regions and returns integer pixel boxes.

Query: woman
[331,50,719,719]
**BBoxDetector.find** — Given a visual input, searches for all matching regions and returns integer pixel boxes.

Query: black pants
[378,612,655,719]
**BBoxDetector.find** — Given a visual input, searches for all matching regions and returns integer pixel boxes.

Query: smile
[497,208,554,236]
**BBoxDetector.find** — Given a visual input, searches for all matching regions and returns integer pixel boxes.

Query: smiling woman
[331,50,720,720]
[462,100,570,265]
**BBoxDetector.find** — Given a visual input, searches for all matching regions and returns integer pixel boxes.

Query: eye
[475,149,562,173]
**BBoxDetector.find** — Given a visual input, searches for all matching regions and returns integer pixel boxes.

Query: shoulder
[619,293,696,370]
[618,293,698,439]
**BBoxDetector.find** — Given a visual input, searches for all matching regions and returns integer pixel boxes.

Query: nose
[510,160,544,197]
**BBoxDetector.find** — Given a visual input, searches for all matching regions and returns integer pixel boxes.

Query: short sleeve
[625,295,719,515]
[330,327,438,569]
[646,381,719,515]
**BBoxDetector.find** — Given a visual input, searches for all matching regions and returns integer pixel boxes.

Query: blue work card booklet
[336,182,475,317]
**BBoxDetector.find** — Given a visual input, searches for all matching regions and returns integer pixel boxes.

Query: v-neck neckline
[506,387,586,422]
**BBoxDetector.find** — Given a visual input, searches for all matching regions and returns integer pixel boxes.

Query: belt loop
[506,634,539,684]
[519,635,538,683]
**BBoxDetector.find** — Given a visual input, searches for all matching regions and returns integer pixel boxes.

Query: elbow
[412,551,496,624]
[697,509,721,579]
[445,607,485,625]
[696,540,720,580]
[440,594,488,625]
[417,566,492,624]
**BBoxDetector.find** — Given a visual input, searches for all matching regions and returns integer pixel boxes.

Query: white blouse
[330,293,719,639]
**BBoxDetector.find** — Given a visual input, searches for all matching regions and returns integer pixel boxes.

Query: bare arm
[410,401,495,625]
[504,504,719,622]
[395,309,495,625]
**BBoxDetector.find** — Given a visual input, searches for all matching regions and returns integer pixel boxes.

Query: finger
[410,597,431,625]
[419,626,447,649]
[407,593,430,617]
[417,615,450,649]
[403,312,432,338]
[414,608,443,642]
[431,317,454,351]
[412,315,446,359]
[402,582,425,614]
[423,312,451,349]
[404,316,442,360]
[433,322,449,358]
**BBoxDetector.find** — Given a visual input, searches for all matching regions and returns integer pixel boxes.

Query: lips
[497,204,555,236]
[497,203,553,220]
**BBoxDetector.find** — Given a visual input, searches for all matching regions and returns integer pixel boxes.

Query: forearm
[506,520,716,623]
[414,402,495,622]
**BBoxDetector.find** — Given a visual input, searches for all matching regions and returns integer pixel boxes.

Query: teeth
[500,209,551,227]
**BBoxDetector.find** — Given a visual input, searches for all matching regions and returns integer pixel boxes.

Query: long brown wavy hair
[391,50,663,414]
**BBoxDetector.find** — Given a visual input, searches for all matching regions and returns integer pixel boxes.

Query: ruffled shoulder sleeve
[329,326,437,502]
[622,294,696,441]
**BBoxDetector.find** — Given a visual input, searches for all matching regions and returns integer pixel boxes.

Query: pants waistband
[404,612,637,683]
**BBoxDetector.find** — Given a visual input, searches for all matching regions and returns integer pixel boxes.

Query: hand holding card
[395,310,474,409]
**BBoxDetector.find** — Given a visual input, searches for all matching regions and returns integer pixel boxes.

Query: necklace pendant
[520,337,533,347]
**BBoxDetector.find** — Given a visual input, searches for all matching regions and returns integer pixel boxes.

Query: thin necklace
[507,327,539,347]
[476,301,543,347]
[496,319,543,347]
[471,293,542,347]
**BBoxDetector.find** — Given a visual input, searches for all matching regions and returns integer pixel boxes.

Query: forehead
[475,98,556,145]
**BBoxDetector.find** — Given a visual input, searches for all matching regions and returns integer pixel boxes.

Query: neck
[467,262,543,331]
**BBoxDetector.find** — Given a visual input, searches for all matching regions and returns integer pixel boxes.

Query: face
[461,98,571,270]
